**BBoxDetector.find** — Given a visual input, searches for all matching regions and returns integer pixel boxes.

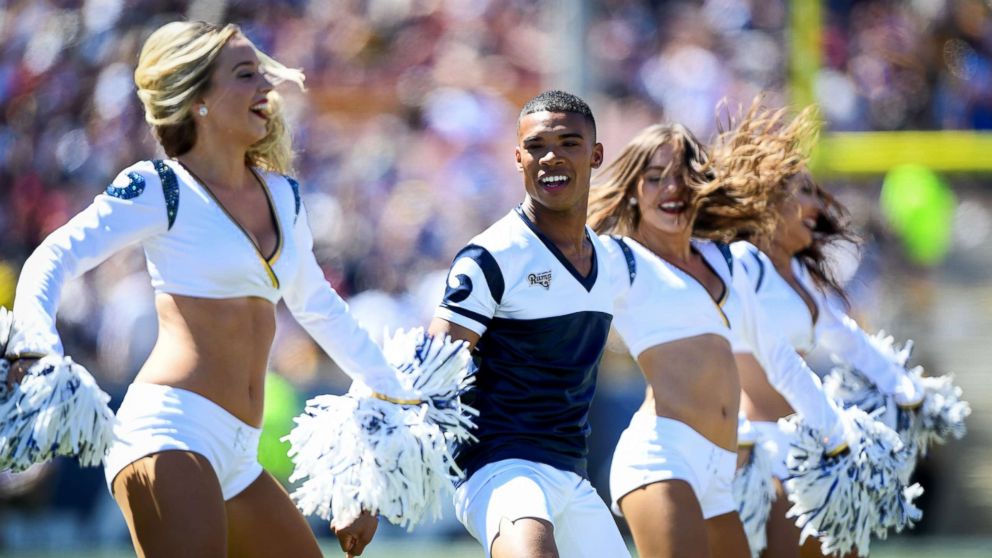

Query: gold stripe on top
[179,162,283,289]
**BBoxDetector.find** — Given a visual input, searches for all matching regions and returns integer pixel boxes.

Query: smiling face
[197,34,274,148]
[633,143,693,236]
[774,170,822,254]
[515,111,603,215]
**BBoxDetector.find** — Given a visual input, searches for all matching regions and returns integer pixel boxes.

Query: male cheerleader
[429,90,630,558]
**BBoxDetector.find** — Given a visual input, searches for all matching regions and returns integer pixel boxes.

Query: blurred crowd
[1,0,990,551]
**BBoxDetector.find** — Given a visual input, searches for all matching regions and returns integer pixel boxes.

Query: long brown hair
[720,102,858,301]
[786,174,859,303]
[589,102,797,242]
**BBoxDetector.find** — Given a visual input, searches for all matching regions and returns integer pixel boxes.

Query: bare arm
[428,317,481,352]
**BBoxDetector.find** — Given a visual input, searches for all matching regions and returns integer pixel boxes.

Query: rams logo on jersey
[528,270,552,289]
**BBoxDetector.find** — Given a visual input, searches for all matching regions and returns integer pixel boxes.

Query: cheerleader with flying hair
[726,104,967,558]
[588,101,917,558]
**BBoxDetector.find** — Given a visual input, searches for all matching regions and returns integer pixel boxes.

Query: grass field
[2,537,990,557]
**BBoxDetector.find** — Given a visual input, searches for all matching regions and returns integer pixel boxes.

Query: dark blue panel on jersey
[455,310,613,480]
[749,247,766,291]
[443,244,504,304]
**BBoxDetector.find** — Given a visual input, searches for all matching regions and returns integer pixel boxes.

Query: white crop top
[731,241,916,397]
[603,236,747,357]
[10,159,403,396]
[605,235,848,446]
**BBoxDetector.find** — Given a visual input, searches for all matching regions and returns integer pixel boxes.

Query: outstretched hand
[332,510,379,557]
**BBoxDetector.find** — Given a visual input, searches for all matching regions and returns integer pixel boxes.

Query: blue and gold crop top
[11,159,401,395]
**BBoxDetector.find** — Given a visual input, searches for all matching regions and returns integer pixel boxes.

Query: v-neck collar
[514,206,598,292]
[625,236,730,325]
[176,161,283,263]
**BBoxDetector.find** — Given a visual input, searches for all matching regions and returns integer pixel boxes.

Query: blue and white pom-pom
[825,331,971,458]
[0,309,117,472]
[733,437,776,558]
[780,407,922,557]
[285,328,476,531]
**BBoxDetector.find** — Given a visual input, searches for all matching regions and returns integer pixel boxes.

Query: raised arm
[10,161,168,359]
[813,288,922,406]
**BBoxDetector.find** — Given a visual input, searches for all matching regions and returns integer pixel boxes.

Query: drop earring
[197,105,208,117]
[628,197,638,207]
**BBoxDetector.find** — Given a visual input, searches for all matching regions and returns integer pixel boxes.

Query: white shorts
[751,420,795,480]
[104,383,263,501]
[453,458,631,558]
[610,411,738,520]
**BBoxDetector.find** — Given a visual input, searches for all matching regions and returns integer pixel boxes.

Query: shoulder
[468,211,532,256]
[105,160,177,207]
[256,169,302,219]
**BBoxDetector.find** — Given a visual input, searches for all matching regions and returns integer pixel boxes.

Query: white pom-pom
[0,356,117,472]
[781,407,921,557]
[825,331,970,458]
[285,329,476,530]
[905,367,971,456]
[733,441,776,558]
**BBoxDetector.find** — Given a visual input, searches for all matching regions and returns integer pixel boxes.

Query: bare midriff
[636,333,740,451]
[735,352,794,423]
[134,293,276,427]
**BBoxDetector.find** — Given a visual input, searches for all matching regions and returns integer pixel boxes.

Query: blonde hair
[134,21,305,173]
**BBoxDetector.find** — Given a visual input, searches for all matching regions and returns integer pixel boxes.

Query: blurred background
[0,0,990,556]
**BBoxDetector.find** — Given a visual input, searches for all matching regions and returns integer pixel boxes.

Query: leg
[491,517,559,558]
[763,478,801,558]
[619,480,709,558]
[225,471,322,558]
[453,459,562,558]
[706,512,750,558]
[112,450,227,558]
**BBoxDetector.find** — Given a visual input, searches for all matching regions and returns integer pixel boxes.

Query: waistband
[118,383,262,442]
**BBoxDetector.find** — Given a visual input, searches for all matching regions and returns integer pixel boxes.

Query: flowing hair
[590,101,795,242]
[134,21,305,173]
[719,101,858,301]
[791,174,859,304]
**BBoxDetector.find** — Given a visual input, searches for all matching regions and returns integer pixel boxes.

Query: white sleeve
[730,241,767,293]
[433,244,502,336]
[814,292,918,399]
[281,200,404,397]
[10,162,168,357]
[732,264,847,448]
[599,235,636,304]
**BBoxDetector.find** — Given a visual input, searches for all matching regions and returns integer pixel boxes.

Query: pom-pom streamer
[0,356,117,472]
[825,331,970,458]
[0,308,117,472]
[734,440,777,558]
[781,407,921,557]
[285,328,476,530]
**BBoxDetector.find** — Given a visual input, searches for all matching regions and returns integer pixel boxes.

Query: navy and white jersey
[435,207,614,480]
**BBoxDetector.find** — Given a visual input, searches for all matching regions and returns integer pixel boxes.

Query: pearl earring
[628,197,638,207]
[197,105,208,117]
